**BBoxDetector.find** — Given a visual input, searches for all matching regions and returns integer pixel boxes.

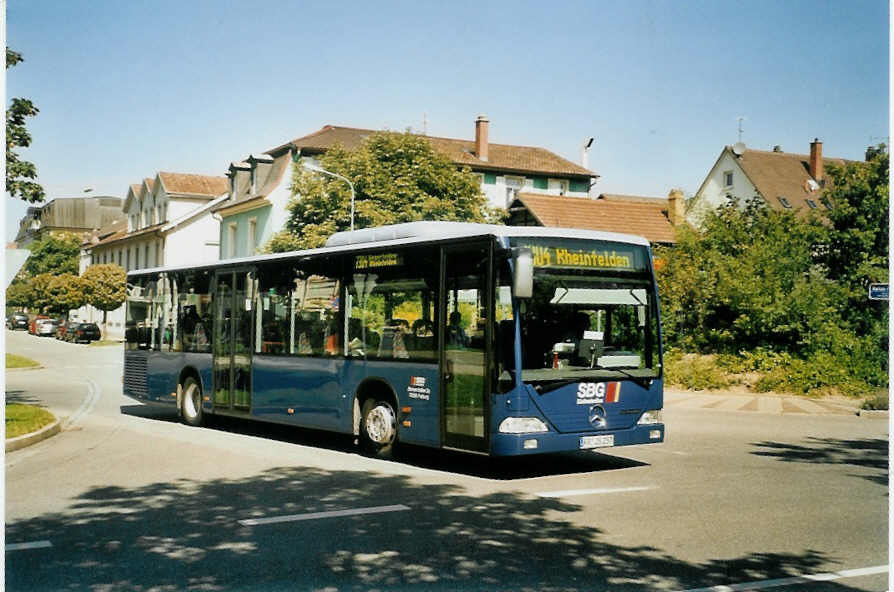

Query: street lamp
[301,161,356,232]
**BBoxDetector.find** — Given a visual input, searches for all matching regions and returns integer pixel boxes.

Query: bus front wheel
[360,398,397,457]
[180,376,204,427]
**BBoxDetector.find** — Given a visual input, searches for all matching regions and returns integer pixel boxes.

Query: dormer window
[778,196,792,209]
[821,197,833,209]
[805,199,818,209]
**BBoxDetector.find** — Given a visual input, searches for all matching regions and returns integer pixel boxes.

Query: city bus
[123,221,664,456]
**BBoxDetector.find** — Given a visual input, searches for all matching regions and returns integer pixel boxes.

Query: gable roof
[272,125,594,179]
[708,146,851,212]
[508,193,676,244]
[157,172,229,197]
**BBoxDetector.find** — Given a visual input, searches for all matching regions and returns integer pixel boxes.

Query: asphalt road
[5,329,889,591]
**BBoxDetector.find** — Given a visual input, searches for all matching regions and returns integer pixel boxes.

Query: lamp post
[302,161,356,232]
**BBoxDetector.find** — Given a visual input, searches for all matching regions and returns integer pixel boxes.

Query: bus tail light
[637,410,663,425]
[499,417,548,434]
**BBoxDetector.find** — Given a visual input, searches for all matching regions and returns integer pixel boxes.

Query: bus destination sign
[355,252,403,270]
[513,238,645,272]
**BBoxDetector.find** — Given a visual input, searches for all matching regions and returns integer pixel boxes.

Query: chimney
[809,138,823,184]
[475,114,489,162]
[667,189,685,226]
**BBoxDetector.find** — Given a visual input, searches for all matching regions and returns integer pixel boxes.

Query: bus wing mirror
[512,248,534,299]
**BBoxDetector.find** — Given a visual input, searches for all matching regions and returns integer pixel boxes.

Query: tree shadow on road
[6,466,874,591]
[751,437,888,486]
[5,389,46,406]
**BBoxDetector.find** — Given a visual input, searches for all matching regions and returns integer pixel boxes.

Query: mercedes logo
[588,404,607,427]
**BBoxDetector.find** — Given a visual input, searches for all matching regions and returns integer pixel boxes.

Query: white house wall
[166,213,220,267]
[697,152,758,209]
[167,199,199,222]
[480,175,589,209]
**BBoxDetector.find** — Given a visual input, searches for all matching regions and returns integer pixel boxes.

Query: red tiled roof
[274,125,594,178]
[732,147,850,212]
[511,193,677,244]
[158,172,229,197]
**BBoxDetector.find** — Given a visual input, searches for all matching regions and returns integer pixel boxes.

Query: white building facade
[77,172,228,339]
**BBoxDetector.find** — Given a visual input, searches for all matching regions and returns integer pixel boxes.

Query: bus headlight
[637,410,663,425]
[499,417,549,434]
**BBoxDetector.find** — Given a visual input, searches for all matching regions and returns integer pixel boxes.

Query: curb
[856,409,889,419]
[6,419,61,452]
[5,365,46,371]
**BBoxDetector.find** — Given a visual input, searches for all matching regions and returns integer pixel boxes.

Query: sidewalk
[664,388,877,417]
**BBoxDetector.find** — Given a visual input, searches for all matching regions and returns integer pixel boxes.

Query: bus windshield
[519,272,660,383]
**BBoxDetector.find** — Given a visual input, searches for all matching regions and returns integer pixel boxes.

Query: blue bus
[123,222,664,456]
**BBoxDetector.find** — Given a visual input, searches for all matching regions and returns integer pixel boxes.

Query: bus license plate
[580,435,614,449]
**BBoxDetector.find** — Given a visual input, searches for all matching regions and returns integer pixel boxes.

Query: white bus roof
[128,222,650,277]
[325,221,651,248]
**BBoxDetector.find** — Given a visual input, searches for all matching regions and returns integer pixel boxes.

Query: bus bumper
[490,423,665,456]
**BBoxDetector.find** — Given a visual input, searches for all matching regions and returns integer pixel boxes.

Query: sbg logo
[576,382,620,405]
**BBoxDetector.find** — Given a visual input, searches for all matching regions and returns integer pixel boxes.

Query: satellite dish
[732,142,746,156]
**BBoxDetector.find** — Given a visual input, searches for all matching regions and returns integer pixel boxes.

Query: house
[692,139,849,219]
[76,171,228,338]
[85,172,229,271]
[12,195,123,247]
[215,115,598,259]
[507,192,683,246]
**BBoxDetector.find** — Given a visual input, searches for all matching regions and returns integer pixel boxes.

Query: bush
[663,350,733,391]
[861,394,889,411]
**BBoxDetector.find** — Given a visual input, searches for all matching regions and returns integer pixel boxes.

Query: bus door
[441,242,491,452]
[213,269,253,414]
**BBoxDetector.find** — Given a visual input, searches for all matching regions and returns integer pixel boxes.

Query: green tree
[48,273,89,316]
[818,145,889,331]
[25,273,56,314]
[24,233,82,276]
[656,198,839,354]
[82,264,126,333]
[6,49,44,203]
[268,131,498,250]
[6,276,33,309]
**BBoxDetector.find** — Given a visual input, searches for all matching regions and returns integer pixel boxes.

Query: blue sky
[5,0,889,241]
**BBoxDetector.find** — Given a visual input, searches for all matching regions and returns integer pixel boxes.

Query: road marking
[6,540,52,552]
[536,486,655,498]
[65,378,100,429]
[238,504,411,526]
[676,564,889,591]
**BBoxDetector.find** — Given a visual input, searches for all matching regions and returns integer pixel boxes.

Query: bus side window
[292,273,340,357]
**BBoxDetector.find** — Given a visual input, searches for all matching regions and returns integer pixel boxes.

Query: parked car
[56,320,72,340]
[60,320,81,342]
[36,318,58,337]
[70,322,101,343]
[7,311,29,330]
[28,315,49,334]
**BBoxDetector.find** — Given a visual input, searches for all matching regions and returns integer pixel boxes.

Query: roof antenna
[422,112,428,136]
[737,116,746,143]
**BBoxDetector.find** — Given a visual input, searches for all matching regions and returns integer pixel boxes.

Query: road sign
[868,283,889,301]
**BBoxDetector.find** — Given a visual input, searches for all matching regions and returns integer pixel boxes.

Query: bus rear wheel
[360,398,397,457]
[180,376,204,427]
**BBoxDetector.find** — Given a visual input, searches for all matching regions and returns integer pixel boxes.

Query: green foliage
[5,279,31,308]
[656,198,837,354]
[818,146,889,332]
[271,131,499,250]
[861,394,888,411]
[24,233,82,276]
[657,155,889,399]
[82,264,126,312]
[6,48,44,203]
[48,273,89,314]
[663,350,734,391]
